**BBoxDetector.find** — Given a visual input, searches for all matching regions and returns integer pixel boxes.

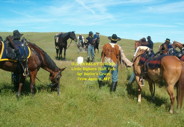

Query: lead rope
[67,39,73,48]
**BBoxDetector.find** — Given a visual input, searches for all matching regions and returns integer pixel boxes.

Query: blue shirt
[86,36,95,45]
[94,34,100,39]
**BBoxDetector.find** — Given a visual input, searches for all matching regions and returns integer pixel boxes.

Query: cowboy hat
[108,34,121,42]
[165,38,170,41]
[13,30,23,37]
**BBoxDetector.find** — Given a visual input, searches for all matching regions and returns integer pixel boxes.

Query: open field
[0,32,184,127]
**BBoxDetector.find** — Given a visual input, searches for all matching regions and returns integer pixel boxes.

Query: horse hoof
[16,93,21,99]
[169,110,174,114]
[138,99,141,103]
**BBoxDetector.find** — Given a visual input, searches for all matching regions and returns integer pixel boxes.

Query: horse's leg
[17,82,23,97]
[60,48,63,59]
[56,49,59,59]
[166,85,175,114]
[17,75,25,97]
[148,80,155,99]
[64,47,66,60]
[30,70,38,94]
[135,75,143,102]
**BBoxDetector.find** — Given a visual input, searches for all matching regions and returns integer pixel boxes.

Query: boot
[110,82,117,92]
[91,57,95,62]
[98,80,103,88]
[87,57,90,63]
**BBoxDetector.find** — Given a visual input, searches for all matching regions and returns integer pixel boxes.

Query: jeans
[88,44,95,61]
[98,64,118,82]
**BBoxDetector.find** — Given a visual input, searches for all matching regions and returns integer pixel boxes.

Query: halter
[49,70,61,88]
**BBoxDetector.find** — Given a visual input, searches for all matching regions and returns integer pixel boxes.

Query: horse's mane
[28,42,59,71]
[60,32,69,39]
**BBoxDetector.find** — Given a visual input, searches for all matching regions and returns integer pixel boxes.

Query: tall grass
[0,32,183,127]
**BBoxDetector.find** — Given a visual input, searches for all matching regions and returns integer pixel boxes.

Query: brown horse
[133,48,184,113]
[0,40,65,96]
[172,41,184,50]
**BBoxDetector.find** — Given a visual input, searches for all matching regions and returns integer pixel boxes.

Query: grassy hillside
[0,32,183,127]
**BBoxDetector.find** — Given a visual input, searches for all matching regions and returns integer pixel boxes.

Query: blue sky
[0,0,184,42]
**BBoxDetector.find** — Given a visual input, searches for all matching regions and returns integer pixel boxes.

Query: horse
[172,41,184,50]
[54,31,77,60]
[134,41,141,50]
[0,39,66,96]
[76,39,87,52]
[133,48,184,113]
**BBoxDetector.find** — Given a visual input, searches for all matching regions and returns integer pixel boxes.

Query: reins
[67,39,73,48]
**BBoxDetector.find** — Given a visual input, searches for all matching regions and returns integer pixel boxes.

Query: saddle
[139,51,168,72]
[0,40,31,62]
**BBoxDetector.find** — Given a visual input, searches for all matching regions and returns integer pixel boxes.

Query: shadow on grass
[0,80,52,96]
[126,82,167,107]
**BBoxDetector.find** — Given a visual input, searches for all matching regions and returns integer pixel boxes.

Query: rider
[159,38,173,54]
[7,30,28,76]
[147,36,153,49]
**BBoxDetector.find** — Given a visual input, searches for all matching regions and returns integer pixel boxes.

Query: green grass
[0,32,184,127]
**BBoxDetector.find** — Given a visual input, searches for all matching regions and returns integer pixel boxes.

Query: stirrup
[23,68,29,77]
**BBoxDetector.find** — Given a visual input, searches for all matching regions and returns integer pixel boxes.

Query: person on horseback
[7,30,28,76]
[147,36,153,49]
[98,34,132,92]
[86,31,95,62]
[159,38,173,54]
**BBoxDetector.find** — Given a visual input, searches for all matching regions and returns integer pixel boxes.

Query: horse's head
[69,31,77,42]
[172,41,184,50]
[49,67,66,93]
[133,46,150,61]
[134,41,141,50]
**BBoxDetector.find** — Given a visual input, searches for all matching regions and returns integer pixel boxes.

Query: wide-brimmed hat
[108,34,121,42]
[13,30,23,38]
[96,32,100,34]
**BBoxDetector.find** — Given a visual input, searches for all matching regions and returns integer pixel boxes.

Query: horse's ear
[60,67,66,72]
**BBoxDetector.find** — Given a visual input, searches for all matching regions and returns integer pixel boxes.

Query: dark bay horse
[54,31,77,59]
[133,48,184,113]
[0,40,65,96]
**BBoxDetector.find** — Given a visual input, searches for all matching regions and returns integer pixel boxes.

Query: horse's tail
[177,62,184,109]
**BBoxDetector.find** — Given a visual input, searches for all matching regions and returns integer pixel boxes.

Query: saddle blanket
[139,54,168,69]
[0,41,31,62]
